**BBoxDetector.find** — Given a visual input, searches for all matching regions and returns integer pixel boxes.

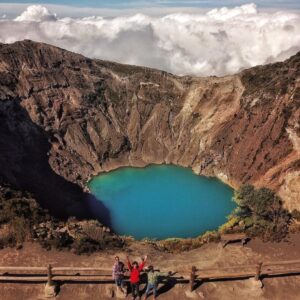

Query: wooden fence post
[190,266,196,292]
[45,264,58,298]
[47,264,53,286]
[255,262,263,281]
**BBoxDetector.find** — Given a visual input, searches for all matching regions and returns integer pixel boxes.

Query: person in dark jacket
[112,256,126,294]
[127,255,147,300]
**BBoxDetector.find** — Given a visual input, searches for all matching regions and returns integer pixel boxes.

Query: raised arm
[159,271,171,277]
[139,255,147,271]
[126,256,132,270]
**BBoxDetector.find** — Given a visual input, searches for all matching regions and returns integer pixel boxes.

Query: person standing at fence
[127,255,147,300]
[112,256,126,295]
[144,265,171,300]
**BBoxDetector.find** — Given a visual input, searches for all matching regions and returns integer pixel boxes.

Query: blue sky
[0,0,299,9]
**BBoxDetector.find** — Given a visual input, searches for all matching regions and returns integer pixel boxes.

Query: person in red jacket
[127,255,147,300]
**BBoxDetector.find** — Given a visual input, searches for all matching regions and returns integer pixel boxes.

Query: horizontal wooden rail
[199,272,256,280]
[0,276,50,282]
[195,264,257,272]
[263,268,300,276]
[1,259,300,285]
[0,267,47,272]
[52,267,112,272]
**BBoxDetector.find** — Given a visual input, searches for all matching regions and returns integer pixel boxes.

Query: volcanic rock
[0,40,299,214]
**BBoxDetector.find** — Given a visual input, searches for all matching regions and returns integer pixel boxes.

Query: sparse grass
[154,231,220,253]
[219,216,240,234]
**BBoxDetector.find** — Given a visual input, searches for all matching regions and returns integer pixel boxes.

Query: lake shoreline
[88,165,235,240]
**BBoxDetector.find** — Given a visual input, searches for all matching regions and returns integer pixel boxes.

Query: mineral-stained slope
[0,40,299,215]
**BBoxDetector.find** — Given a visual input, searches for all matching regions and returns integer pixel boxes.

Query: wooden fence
[1,259,300,296]
[189,259,300,291]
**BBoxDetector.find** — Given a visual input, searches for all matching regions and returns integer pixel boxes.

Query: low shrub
[291,209,300,221]
[9,217,30,244]
[231,185,291,241]
[72,237,102,255]
[81,220,105,243]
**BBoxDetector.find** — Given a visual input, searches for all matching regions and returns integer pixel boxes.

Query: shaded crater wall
[0,40,299,213]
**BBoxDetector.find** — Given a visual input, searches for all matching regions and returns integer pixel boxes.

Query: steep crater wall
[0,40,299,215]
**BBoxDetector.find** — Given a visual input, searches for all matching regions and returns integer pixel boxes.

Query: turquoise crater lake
[88,165,235,240]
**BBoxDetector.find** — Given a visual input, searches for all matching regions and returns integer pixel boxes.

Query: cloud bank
[0,3,300,76]
[14,5,57,21]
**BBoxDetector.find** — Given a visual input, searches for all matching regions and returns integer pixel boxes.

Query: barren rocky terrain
[1,235,300,300]
[0,40,299,217]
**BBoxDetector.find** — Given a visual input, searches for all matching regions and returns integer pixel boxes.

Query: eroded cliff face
[0,40,299,214]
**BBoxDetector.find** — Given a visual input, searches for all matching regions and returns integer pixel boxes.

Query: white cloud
[14,5,57,22]
[0,3,300,76]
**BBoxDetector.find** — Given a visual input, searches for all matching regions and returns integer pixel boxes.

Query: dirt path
[1,234,300,300]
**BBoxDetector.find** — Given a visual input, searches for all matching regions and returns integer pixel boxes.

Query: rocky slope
[0,180,122,252]
[0,40,299,216]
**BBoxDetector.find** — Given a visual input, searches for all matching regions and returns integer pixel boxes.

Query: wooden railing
[0,266,115,283]
[189,259,300,291]
[1,259,300,296]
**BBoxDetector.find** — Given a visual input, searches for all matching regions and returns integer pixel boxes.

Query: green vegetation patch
[221,185,291,242]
